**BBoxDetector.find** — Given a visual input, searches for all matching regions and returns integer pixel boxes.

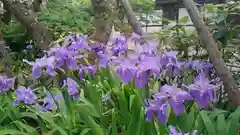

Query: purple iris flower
[160,51,178,66]
[116,55,160,88]
[139,39,158,57]
[188,73,218,108]
[90,43,106,53]
[115,35,127,45]
[13,87,37,105]
[66,78,80,99]
[166,61,181,75]
[47,45,82,70]
[84,65,97,76]
[0,76,14,92]
[62,35,75,47]
[111,45,126,56]
[159,51,182,75]
[23,56,57,78]
[134,69,150,88]
[184,60,213,74]
[122,56,160,88]
[68,34,88,50]
[41,93,63,111]
[168,125,197,135]
[79,68,85,80]
[115,59,138,84]
[96,52,111,68]
[110,35,127,56]
[131,32,141,45]
[146,100,168,124]
[79,65,97,80]
[153,85,193,115]
[138,56,161,76]
[116,67,133,83]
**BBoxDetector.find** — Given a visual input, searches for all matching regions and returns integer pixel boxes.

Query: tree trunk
[90,0,117,43]
[182,0,240,107]
[1,0,52,50]
[88,0,117,64]
[0,31,13,77]
[32,0,42,12]
[1,2,11,24]
[119,0,143,35]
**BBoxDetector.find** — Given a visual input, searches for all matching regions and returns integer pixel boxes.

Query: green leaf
[49,126,69,135]
[76,98,100,117]
[126,95,143,135]
[215,12,228,24]
[226,108,240,135]
[140,121,156,135]
[84,81,102,115]
[80,128,91,135]
[158,124,169,135]
[0,129,28,135]
[19,112,38,120]
[113,87,130,126]
[61,88,74,128]
[12,121,39,135]
[205,4,215,13]
[216,114,227,135]
[179,16,189,24]
[199,111,217,135]
[76,106,104,135]
[111,109,118,135]
[181,107,196,132]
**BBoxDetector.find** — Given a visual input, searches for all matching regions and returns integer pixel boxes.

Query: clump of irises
[8,32,220,128]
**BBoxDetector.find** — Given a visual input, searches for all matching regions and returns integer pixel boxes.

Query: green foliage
[205,1,240,49]
[38,0,93,39]
[1,0,93,47]
[0,65,239,134]
[130,0,155,13]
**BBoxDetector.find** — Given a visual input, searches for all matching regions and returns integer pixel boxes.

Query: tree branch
[1,0,52,49]
[182,0,240,107]
[119,0,143,35]
[32,0,42,12]
[0,31,13,77]
[90,0,117,43]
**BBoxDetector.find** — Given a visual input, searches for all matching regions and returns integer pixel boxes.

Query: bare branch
[0,31,13,77]
[90,0,117,43]
[182,0,240,107]
[119,0,143,35]
[1,0,52,49]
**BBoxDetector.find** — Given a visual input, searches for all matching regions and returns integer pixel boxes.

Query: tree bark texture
[119,0,143,35]
[32,0,42,12]
[0,31,13,77]
[2,2,11,24]
[91,0,117,43]
[182,0,240,107]
[1,0,52,50]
